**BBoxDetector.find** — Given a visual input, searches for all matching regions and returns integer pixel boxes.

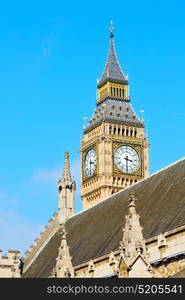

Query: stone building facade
[0,250,21,278]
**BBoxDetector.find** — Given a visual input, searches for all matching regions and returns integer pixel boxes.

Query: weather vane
[109,20,115,38]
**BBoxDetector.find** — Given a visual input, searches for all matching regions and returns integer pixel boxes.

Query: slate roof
[98,34,128,88]
[84,98,144,133]
[23,157,185,278]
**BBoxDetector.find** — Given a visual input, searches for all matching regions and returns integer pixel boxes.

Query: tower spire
[62,152,72,184]
[98,21,127,88]
[58,152,76,224]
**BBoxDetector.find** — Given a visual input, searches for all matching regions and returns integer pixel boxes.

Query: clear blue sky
[0,0,185,254]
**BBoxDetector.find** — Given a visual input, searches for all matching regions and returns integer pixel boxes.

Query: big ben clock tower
[80,25,149,209]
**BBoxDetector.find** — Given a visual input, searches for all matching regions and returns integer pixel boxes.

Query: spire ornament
[109,20,115,39]
[128,192,137,215]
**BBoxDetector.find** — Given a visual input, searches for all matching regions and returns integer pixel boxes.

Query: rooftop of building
[23,157,185,278]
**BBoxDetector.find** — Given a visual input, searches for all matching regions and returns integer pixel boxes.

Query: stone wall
[0,250,20,278]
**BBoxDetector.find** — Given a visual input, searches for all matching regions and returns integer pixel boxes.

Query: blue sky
[0,0,185,254]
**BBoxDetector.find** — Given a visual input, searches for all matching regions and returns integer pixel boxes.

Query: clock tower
[80,26,149,209]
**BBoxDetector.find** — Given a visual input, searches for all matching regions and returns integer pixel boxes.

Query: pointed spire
[98,21,127,88]
[58,152,76,223]
[55,224,75,278]
[61,152,72,184]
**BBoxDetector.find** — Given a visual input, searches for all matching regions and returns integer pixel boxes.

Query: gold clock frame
[113,141,143,176]
[82,144,98,181]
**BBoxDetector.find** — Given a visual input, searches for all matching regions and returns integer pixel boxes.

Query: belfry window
[126,128,129,136]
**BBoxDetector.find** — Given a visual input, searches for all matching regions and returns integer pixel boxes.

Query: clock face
[84,149,97,177]
[114,145,140,174]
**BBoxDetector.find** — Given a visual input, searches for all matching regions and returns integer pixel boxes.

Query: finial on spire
[109,20,115,39]
[128,192,137,214]
[65,152,69,160]
[60,223,67,239]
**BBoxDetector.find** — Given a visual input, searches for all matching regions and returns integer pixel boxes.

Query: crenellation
[23,213,59,272]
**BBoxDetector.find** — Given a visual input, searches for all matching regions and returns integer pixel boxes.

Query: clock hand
[89,160,95,174]
[124,156,133,163]
[124,155,133,172]
[126,156,128,173]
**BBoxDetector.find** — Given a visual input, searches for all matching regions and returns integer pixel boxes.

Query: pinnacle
[61,151,72,184]
[120,193,148,265]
